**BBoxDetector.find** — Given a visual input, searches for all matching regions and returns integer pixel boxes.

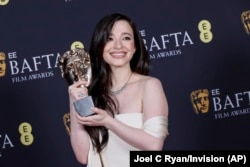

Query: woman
[68,13,169,167]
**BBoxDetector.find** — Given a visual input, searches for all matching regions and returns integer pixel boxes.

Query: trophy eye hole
[66,65,73,73]
[67,62,74,67]
[84,57,90,63]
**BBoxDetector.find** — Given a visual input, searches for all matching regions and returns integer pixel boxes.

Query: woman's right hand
[68,80,89,101]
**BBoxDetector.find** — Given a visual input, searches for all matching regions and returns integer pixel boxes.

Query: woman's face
[103,20,136,68]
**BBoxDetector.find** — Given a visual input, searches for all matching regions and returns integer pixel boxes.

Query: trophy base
[73,96,95,117]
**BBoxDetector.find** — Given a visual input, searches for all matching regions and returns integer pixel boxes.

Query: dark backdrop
[1,0,250,166]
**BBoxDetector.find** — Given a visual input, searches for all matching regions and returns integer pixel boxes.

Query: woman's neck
[111,68,133,91]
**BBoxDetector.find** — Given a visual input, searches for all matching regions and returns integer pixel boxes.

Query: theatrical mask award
[58,48,95,117]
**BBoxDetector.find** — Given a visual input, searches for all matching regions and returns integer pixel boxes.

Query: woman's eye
[107,37,113,41]
[123,36,131,40]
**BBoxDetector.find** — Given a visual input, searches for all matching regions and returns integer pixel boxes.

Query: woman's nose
[113,40,122,49]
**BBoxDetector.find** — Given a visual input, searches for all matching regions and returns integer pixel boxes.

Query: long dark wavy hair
[86,13,150,153]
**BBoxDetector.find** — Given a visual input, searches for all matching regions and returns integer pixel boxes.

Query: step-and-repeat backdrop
[1,0,250,166]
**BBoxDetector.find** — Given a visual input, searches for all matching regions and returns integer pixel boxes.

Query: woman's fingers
[75,107,110,127]
[68,81,89,100]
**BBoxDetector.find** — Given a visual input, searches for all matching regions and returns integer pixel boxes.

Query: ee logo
[18,122,34,146]
[198,20,213,43]
[0,0,9,6]
[71,41,84,50]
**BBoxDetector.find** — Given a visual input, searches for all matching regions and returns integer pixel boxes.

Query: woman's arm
[68,81,91,164]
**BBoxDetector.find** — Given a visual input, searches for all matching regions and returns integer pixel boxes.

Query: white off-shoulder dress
[87,113,168,167]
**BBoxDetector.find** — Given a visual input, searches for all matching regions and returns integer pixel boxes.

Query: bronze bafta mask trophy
[58,48,95,134]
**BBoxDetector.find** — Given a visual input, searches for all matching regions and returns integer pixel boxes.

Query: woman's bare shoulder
[129,74,164,97]
[132,73,162,87]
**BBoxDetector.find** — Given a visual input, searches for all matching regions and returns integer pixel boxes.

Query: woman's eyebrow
[109,32,132,36]
[122,32,133,36]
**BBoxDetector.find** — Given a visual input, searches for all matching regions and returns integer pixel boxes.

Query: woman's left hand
[75,107,111,127]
